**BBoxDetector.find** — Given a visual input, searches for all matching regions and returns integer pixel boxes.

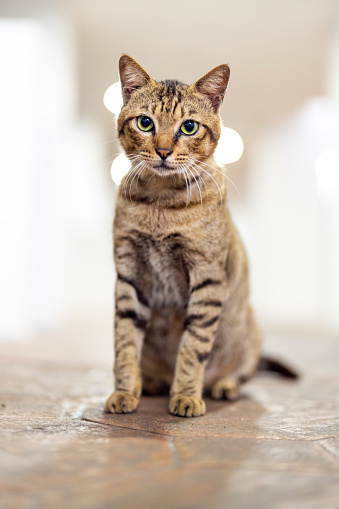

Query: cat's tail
[257,355,299,379]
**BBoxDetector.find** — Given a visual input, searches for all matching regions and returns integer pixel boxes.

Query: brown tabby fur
[104,55,262,417]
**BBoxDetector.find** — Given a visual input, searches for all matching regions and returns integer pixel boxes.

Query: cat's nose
[156,148,173,160]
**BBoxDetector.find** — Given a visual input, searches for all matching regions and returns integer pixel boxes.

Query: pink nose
[156,148,173,160]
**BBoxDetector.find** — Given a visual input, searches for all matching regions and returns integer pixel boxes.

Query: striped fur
[105,56,262,417]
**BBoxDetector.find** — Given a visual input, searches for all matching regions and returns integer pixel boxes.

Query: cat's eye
[180,120,199,136]
[137,116,154,132]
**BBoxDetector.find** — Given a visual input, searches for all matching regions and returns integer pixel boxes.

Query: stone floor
[1,324,339,509]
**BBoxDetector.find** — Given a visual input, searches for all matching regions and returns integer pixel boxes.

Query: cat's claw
[211,378,240,400]
[104,391,139,414]
[169,395,206,417]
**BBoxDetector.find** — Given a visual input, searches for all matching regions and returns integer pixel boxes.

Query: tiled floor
[1,324,339,509]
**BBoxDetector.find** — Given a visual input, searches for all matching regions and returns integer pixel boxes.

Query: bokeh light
[214,126,244,165]
[110,153,131,185]
[103,82,123,116]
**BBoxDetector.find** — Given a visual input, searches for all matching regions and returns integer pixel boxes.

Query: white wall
[241,96,339,334]
[0,15,114,341]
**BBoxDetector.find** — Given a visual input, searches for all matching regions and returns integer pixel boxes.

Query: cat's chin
[153,162,173,170]
[151,163,180,176]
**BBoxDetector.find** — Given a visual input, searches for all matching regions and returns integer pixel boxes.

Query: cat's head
[117,55,230,178]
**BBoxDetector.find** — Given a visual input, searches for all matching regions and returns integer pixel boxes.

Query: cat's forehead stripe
[147,80,188,118]
[172,101,179,116]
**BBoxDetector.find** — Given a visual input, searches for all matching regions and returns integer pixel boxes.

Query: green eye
[137,116,154,132]
[180,120,199,135]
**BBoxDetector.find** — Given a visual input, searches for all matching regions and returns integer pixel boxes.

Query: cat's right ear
[119,55,153,105]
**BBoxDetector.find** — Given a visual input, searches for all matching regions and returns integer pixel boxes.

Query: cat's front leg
[105,274,150,414]
[169,273,227,417]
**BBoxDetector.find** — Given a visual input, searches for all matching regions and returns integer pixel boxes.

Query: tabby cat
[104,55,263,417]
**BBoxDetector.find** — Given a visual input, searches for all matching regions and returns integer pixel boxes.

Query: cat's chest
[147,237,189,308]
[116,228,190,309]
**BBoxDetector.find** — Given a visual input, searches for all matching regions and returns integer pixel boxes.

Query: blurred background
[1,0,339,349]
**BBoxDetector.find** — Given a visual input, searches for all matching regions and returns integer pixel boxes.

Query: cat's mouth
[149,160,184,176]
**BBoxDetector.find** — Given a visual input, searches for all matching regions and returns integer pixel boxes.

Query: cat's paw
[169,394,206,417]
[211,378,240,401]
[104,391,139,414]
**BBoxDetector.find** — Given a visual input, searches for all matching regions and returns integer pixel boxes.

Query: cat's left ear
[191,64,230,112]
[119,55,154,105]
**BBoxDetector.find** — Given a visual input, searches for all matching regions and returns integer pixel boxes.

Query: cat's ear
[119,55,153,104]
[192,65,230,112]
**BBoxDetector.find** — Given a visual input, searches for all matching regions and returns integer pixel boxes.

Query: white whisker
[121,157,143,199]
[194,157,240,197]
[127,160,145,200]
[179,164,190,207]
[146,171,156,185]
[186,164,203,209]
[191,161,223,202]
[128,161,147,200]
[189,163,208,193]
